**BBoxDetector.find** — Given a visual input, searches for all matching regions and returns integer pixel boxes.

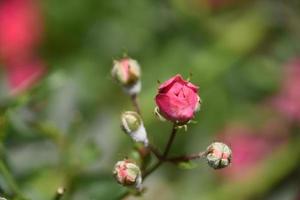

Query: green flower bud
[113,159,142,189]
[111,58,141,95]
[206,142,232,169]
[121,111,148,146]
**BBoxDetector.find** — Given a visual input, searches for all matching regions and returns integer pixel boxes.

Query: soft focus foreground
[0,0,300,200]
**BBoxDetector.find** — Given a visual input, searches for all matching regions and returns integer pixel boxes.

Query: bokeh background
[0,0,300,199]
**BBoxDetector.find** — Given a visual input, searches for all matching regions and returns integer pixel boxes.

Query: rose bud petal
[111,57,141,95]
[113,159,142,190]
[206,142,232,169]
[121,111,149,146]
[155,74,201,124]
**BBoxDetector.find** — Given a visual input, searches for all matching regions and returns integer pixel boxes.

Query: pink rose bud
[155,74,201,124]
[121,111,148,146]
[111,57,141,95]
[113,159,142,190]
[206,142,232,169]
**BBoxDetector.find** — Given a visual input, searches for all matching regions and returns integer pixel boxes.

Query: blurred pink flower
[0,0,43,61]
[0,0,46,95]
[271,58,300,122]
[217,125,285,180]
[5,58,46,95]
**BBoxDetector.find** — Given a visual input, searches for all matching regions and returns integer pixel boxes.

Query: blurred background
[0,0,300,199]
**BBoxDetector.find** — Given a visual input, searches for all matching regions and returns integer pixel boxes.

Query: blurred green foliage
[1,0,300,199]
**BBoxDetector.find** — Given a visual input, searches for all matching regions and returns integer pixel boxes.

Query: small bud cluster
[111,56,232,196]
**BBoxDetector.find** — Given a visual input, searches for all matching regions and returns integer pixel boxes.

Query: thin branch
[130,94,141,115]
[142,161,162,179]
[142,124,178,179]
[162,124,178,158]
[148,144,162,160]
[166,151,207,163]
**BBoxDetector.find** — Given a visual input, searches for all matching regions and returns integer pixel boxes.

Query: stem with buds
[115,71,232,199]
[117,94,207,200]
[142,124,177,179]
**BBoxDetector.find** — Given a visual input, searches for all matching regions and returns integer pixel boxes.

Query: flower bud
[155,74,200,124]
[113,159,142,189]
[111,58,141,95]
[121,111,149,146]
[206,142,232,169]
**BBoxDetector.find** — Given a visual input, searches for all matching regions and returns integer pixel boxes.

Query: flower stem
[148,144,162,160]
[131,94,141,115]
[166,151,207,163]
[142,124,178,179]
[162,124,177,158]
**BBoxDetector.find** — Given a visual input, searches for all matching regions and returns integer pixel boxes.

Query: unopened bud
[121,111,149,146]
[206,142,232,169]
[113,159,142,190]
[111,58,141,95]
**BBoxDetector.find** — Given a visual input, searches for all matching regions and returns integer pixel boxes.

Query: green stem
[142,124,178,179]
[166,151,207,163]
[131,94,141,115]
[142,160,163,179]
[148,144,162,160]
[162,124,177,158]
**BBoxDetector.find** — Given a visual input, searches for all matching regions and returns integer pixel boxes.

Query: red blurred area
[0,0,46,95]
